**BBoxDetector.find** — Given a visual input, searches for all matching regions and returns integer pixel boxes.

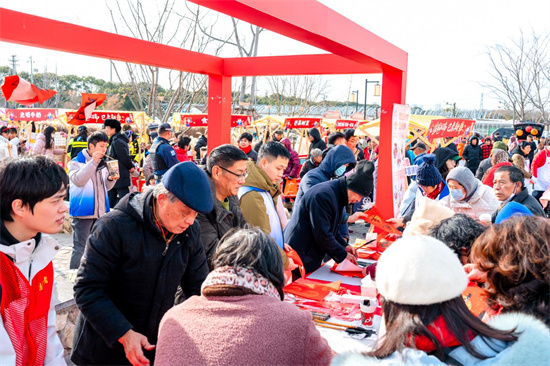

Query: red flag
[68,93,107,125]
[1,75,57,106]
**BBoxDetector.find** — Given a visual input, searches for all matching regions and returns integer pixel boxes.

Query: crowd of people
[1,120,549,366]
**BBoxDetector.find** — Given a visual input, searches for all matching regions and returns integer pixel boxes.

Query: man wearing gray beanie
[445,166,500,219]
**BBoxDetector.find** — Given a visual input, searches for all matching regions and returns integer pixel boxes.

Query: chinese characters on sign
[284,118,322,129]
[6,108,58,121]
[179,114,252,128]
[427,119,476,140]
[65,111,135,124]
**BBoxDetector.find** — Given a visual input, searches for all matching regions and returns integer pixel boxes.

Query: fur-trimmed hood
[332,312,550,365]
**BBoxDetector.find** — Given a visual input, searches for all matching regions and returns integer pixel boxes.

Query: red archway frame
[0,0,407,219]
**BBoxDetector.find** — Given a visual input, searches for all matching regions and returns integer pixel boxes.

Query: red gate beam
[190,0,407,73]
[0,8,223,75]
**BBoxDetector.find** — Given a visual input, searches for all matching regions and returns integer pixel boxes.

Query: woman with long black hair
[33,125,65,158]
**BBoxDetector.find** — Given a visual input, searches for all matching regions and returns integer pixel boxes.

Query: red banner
[6,108,59,121]
[322,110,342,119]
[427,119,476,140]
[65,111,134,124]
[179,114,252,128]
[284,117,322,129]
[334,119,367,130]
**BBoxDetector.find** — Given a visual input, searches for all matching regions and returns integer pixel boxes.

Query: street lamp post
[364,79,381,120]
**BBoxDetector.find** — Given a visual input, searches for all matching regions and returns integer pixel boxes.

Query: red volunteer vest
[0,252,53,366]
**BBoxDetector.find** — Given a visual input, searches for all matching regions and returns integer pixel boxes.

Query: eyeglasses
[218,166,249,180]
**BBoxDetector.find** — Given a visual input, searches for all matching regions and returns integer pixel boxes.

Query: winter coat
[107,131,134,189]
[0,227,66,365]
[173,146,190,162]
[32,133,64,158]
[332,312,550,366]
[434,147,459,179]
[491,187,545,222]
[300,158,320,179]
[294,145,356,209]
[67,133,88,159]
[440,179,500,219]
[68,149,116,218]
[532,148,550,191]
[285,178,350,274]
[194,135,207,159]
[481,143,493,160]
[482,162,513,187]
[308,128,327,156]
[197,171,248,268]
[238,160,282,238]
[156,294,333,366]
[245,147,258,162]
[71,190,209,365]
[463,136,483,174]
[281,138,301,178]
[475,157,492,180]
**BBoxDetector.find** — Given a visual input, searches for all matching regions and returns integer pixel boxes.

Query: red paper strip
[284,279,341,301]
[363,206,401,235]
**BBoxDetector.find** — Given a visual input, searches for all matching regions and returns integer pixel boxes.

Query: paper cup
[479,213,492,225]
[106,160,120,178]
[360,297,377,327]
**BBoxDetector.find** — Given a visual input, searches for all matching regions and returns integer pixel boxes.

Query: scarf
[239,144,252,154]
[425,182,445,200]
[201,266,282,300]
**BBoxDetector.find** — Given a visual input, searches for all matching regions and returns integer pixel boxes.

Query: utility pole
[29,56,34,83]
[479,93,484,119]
[8,55,18,74]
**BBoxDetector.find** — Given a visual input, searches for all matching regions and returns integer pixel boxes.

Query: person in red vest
[0,156,68,365]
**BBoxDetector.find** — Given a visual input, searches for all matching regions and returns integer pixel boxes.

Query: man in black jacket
[285,160,375,273]
[307,127,327,158]
[104,119,135,207]
[491,165,544,222]
[72,162,213,365]
[463,135,483,175]
[198,145,249,268]
[194,132,208,160]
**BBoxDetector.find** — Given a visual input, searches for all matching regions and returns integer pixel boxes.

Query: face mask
[335,165,346,177]
[450,188,465,201]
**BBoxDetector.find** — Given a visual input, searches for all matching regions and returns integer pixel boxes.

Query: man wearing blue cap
[72,162,213,366]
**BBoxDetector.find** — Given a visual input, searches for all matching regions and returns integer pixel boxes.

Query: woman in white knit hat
[333,236,550,365]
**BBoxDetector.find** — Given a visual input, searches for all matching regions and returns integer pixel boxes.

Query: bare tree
[267,75,329,116]
[107,0,216,121]
[484,30,550,124]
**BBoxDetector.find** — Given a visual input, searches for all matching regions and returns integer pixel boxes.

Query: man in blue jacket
[285,160,375,274]
[150,123,179,182]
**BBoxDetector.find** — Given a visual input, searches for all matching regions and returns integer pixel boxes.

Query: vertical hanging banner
[391,104,411,215]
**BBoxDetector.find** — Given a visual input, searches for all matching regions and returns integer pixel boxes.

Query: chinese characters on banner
[6,108,59,121]
[284,117,322,129]
[427,118,476,140]
[391,104,411,216]
[334,119,368,130]
[65,111,135,124]
[179,114,252,128]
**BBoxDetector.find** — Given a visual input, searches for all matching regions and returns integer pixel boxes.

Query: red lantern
[516,129,524,136]
[531,128,538,135]
[525,126,533,133]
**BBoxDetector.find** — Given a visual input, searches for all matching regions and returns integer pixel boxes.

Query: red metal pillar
[207,75,232,152]
[376,70,407,219]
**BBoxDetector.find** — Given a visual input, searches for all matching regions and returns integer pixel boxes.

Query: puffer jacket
[462,136,483,173]
[197,171,248,268]
[32,133,64,158]
[440,179,500,219]
[332,312,550,366]
[107,132,134,189]
[281,138,301,178]
[294,145,356,209]
[308,128,326,156]
[71,190,209,365]
[68,150,116,218]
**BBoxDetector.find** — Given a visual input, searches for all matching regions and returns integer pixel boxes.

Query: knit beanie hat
[495,201,533,224]
[416,155,442,187]
[492,141,508,152]
[446,167,477,200]
[376,235,468,305]
[346,160,375,197]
